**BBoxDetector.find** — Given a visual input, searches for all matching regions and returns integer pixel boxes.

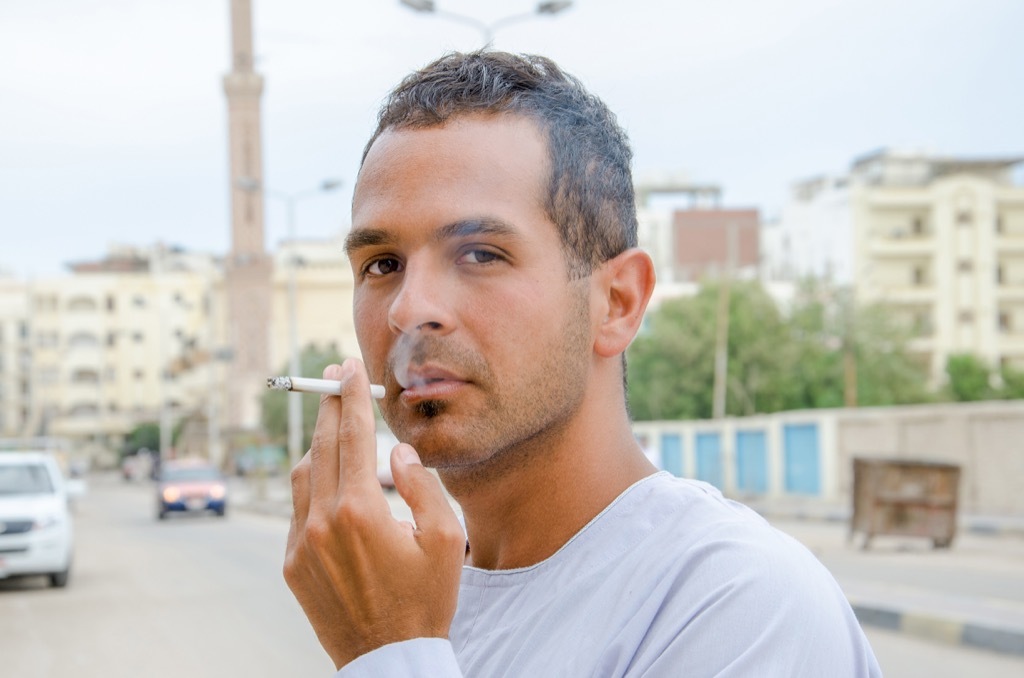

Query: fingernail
[397,445,422,466]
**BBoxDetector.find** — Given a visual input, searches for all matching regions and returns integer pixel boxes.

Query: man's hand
[283,359,466,669]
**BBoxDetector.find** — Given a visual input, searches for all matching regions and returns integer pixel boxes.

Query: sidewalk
[232,475,1024,657]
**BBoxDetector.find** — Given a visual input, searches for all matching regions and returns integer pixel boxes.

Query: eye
[457,249,502,265]
[364,257,403,277]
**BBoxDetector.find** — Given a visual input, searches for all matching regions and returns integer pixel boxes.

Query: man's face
[347,113,594,474]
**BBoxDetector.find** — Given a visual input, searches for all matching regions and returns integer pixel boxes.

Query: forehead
[351,113,551,237]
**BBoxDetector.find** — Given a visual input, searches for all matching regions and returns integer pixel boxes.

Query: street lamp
[399,0,573,46]
[238,177,342,468]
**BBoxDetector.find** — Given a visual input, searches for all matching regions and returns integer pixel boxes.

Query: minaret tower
[223,0,271,430]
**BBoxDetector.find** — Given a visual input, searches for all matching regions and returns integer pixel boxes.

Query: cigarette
[267,376,386,399]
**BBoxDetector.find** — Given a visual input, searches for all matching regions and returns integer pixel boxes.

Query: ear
[591,248,656,358]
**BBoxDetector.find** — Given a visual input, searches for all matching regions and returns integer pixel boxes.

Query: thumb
[391,444,461,536]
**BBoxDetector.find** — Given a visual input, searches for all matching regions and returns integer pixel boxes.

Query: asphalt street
[2,472,1023,677]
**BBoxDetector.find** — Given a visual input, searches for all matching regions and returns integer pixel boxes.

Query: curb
[851,602,1024,657]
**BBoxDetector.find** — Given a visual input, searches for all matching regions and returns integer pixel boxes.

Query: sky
[1,0,1022,279]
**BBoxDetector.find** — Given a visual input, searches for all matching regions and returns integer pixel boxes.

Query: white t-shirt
[338,472,881,677]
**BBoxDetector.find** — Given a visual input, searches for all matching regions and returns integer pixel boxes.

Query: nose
[387,260,455,336]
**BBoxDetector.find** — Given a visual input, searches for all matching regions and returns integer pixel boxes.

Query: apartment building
[0,236,361,463]
[851,150,1024,378]
[0,276,31,437]
[766,149,1024,381]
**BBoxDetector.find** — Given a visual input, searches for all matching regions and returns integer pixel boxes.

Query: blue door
[660,433,683,477]
[783,423,820,495]
[695,432,723,489]
[735,429,768,494]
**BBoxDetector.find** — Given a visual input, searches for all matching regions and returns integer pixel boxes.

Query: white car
[0,452,76,587]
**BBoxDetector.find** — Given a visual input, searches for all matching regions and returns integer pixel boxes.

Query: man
[284,51,881,676]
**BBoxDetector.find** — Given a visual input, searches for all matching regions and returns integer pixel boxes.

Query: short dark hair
[362,50,638,278]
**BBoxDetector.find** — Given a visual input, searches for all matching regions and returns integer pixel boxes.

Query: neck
[441,385,656,571]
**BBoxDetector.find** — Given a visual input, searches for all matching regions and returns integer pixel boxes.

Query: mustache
[387,336,490,390]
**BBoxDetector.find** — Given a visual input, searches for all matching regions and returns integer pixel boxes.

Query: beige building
[0,275,31,437]
[851,150,1024,379]
[765,149,1024,382]
[0,237,360,466]
[268,234,360,373]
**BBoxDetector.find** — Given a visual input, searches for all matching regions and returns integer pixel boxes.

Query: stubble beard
[387,281,593,488]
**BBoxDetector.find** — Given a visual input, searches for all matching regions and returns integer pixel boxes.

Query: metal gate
[696,432,723,489]
[783,423,820,495]
[736,429,768,494]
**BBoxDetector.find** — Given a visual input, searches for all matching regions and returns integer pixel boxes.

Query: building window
[69,332,99,348]
[133,296,146,308]
[132,332,144,343]
[71,368,100,384]
[107,295,116,312]
[957,211,973,226]
[998,312,1012,333]
[68,296,98,312]
[996,215,1004,234]
[959,310,974,324]
[957,259,973,273]
[996,265,1005,285]
[912,266,926,286]
[133,369,145,380]
[912,216,925,235]
[68,403,100,418]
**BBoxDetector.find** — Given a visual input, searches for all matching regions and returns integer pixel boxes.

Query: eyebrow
[344,217,521,257]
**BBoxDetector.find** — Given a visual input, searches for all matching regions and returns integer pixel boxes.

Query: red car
[156,459,227,520]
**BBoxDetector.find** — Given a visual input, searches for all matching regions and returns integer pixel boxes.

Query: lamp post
[400,1,573,46]
[238,177,342,468]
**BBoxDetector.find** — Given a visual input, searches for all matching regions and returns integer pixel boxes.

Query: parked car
[0,451,76,587]
[156,459,227,520]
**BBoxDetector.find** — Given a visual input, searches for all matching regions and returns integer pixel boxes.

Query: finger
[390,444,462,538]
[308,363,344,502]
[336,358,383,492]
[284,450,312,578]
[289,449,312,529]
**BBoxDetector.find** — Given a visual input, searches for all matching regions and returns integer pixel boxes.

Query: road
[3,473,1023,677]
[0,473,333,678]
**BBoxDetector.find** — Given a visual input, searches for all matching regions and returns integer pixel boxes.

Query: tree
[626,278,931,420]
[1001,365,1024,399]
[628,281,795,420]
[261,344,347,451]
[945,354,995,401]
[122,422,160,458]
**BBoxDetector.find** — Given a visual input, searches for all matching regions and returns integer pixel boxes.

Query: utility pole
[712,223,737,419]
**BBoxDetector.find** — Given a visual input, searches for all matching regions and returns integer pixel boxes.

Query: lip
[398,365,469,402]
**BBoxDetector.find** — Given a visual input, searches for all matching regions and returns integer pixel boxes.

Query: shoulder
[634,473,838,605]
[622,474,879,675]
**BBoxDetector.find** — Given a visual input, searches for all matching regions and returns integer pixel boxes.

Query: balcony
[867,236,934,258]
[867,285,936,304]
[996,234,1024,254]
[997,333,1024,354]
[997,285,1024,302]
